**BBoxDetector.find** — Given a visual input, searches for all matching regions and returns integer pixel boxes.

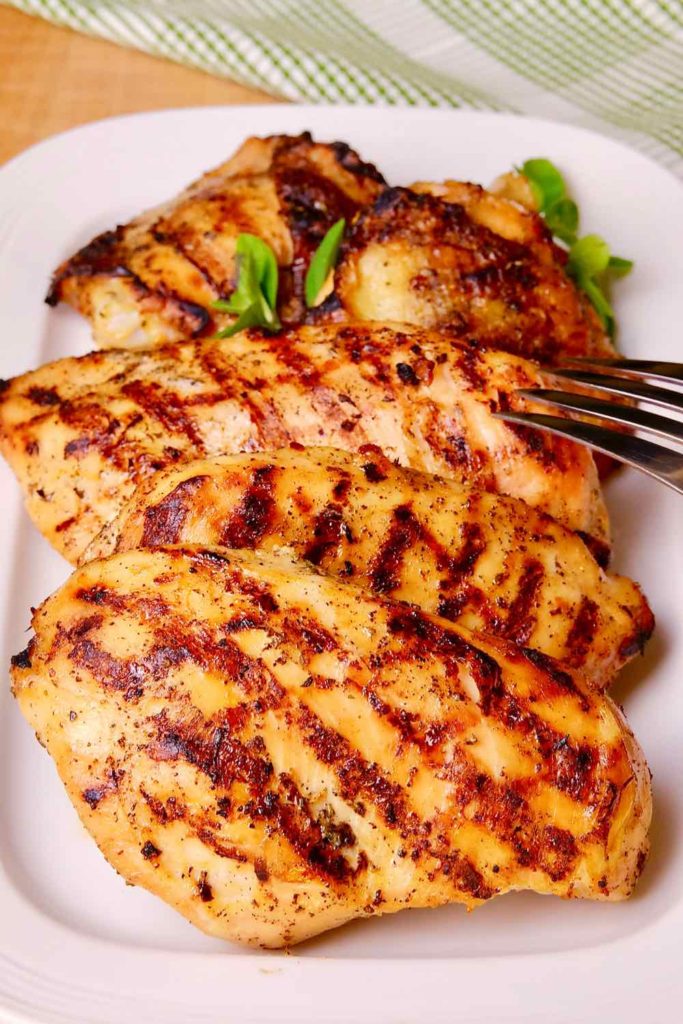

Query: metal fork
[494,359,683,494]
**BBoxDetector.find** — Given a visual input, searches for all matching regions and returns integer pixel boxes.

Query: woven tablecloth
[6,0,683,174]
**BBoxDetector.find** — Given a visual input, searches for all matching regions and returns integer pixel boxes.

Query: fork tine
[551,370,683,413]
[517,389,683,443]
[568,358,683,385]
[494,411,683,495]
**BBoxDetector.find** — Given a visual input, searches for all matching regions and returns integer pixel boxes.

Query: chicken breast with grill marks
[86,447,652,689]
[12,546,651,948]
[320,184,614,364]
[47,133,386,348]
[0,323,609,564]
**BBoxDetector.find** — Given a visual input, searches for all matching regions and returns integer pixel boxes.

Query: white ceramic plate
[0,106,681,1024]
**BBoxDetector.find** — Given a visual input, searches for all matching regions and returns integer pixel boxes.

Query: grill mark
[475,670,600,803]
[500,560,545,644]
[49,222,211,336]
[386,605,501,696]
[297,703,415,832]
[158,618,286,707]
[158,291,212,339]
[303,503,353,565]
[55,516,77,534]
[121,379,206,448]
[283,614,339,655]
[197,347,290,449]
[82,767,122,809]
[369,505,422,594]
[364,687,428,750]
[26,386,61,406]
[249,773,363,883]
[296,703,492,899]
[141,475,210,545]
[147,700,363,883]
[264,337,323,389]
[149,707,274,791]
[370,507,484,597]
[59,400,121,459]
[441,750,579,881]
[219,465,277,548]
[263,335,362,433]
[195,826,248,864]
[68,638,188,702]
[331,472,352,501]
[380,605,602,802]
[350,674,587,880]
[518,646,585,703]
[563,597,600,669]
[150,221,221,294]
[455,348,487,391]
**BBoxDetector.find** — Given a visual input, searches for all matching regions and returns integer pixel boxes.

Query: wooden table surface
[0,5,279,165]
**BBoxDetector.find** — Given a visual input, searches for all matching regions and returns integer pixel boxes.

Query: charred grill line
[295,703,494,899]
[141,475,210,546]
[220,465,278,548]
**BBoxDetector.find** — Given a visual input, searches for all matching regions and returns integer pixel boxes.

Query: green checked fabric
[6,0,683,174]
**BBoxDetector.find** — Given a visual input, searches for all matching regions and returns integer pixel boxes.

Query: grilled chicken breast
[86,447,651,689]
[0,324,608,563]
[322,184,613,364]
[47,133,385,348]
[12,546,651,948]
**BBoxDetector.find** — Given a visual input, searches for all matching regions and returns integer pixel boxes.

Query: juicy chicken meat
[47,133,385,348]
[12,546,651,948]
[86,447,652,689]
[322,184,614,364]
[0,323,609,564]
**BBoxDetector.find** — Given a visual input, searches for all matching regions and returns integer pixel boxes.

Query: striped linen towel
[6,0,683,175]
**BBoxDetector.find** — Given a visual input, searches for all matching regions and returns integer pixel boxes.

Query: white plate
[0,106,681,1024]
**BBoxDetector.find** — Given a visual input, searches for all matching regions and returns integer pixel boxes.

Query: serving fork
[495,359,683,495]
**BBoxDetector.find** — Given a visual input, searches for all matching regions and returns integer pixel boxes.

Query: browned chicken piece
[321,183,614,365]
[0,323,609,564]
[12,546,651,948]
[87,447,652,690]
[46,133,385,348]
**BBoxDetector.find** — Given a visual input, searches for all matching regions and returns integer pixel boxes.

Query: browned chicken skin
[0,323,609,563]
[323,184,614,364]
[47,133,385,348]
[12,547,651,948]
[46,133,610,369]
[87,447,652,690]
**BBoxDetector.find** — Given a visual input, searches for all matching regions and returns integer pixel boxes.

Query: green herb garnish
[520,158,566,212]
[304,218,346,307]
[519,158,633,337]
[213,233,280,337]
[566,235,620,336]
